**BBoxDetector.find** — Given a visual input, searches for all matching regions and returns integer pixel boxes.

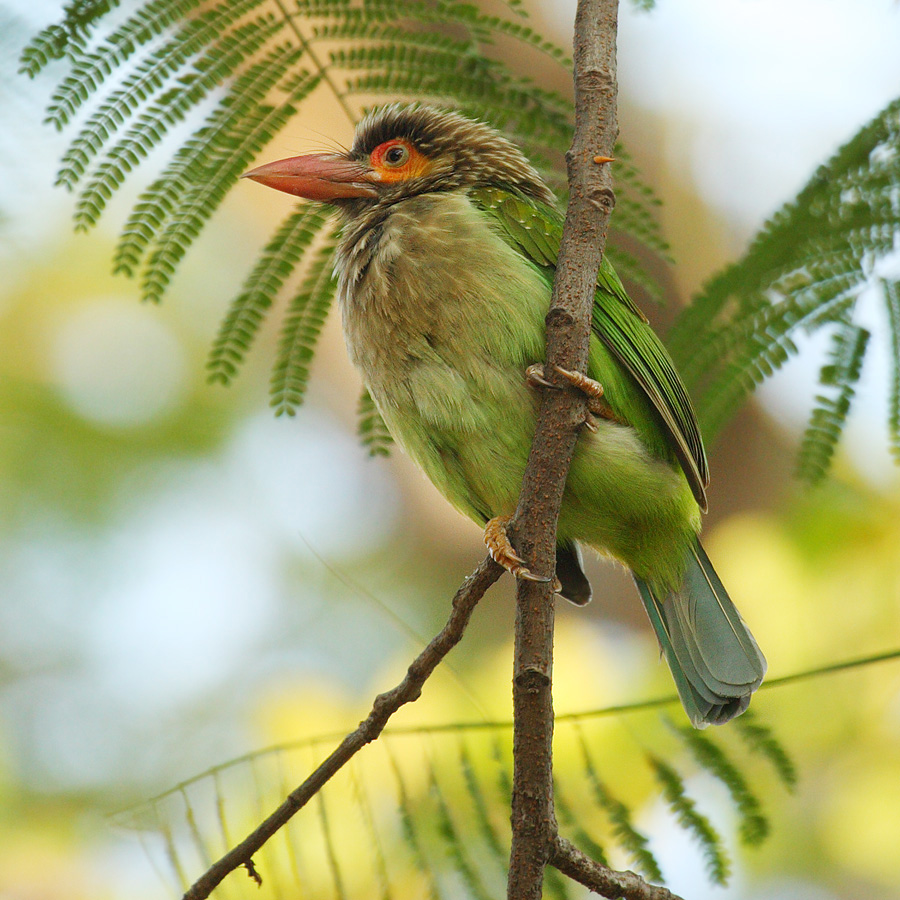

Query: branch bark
[505,0,619,897]
[181,558,500,900]
[551,837,685,900]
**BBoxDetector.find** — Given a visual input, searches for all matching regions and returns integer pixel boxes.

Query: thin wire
[130,645,900,811]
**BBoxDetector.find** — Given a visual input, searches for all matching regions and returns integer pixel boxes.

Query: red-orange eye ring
[370,139,432,182]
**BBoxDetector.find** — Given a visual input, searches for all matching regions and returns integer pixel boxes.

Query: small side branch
[181,558,501,900]
[551,837,685,900]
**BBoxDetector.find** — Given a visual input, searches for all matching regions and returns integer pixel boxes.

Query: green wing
[471,185,709,511]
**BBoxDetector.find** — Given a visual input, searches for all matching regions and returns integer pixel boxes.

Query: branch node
[514,665,552,688]
[545,306,576,330]
[575,65,615,94]
[589,186,616,213]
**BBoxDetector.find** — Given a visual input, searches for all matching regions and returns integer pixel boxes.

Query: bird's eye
[383,144,410,167]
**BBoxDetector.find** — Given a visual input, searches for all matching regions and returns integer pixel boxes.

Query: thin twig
[551,836,686,900]
[505,0,620,898]
[181,558,501,900]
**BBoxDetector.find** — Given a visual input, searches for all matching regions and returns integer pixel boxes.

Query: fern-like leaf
[19,0,120,78]
[315,787,349,900]
[427,759,493,900]
[59,0,276,193]
[458,740,508,868]
[796,321,869,483]
[554,777,610,868]
[46,0,204,129]
[884,279,900,463]
[732,711,798,791]
[141,69,321,302]
[349,763,394,900]
[207,204,329,385]
[648,756,730,885]
[672,723,769,846]
[576,728,663,881]
[269,227,340,416]
[357,389,394,457]
[669,96,900,480]
[385,743,441,900]
[111,41,306,277]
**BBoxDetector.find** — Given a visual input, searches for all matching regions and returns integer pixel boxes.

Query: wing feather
[472,185,709,509]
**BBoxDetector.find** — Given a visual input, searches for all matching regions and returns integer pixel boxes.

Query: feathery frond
[554,777,610,868]
[357,389,394,457]
[208,204,329,385]
[671,722,769,846]
[19,0,121,78]
[648,756,729,885]
[458,740,508,868]
[575,726,663,881]
[385,742,442,900]
[427,756,494,900]
[269,227,339,415]
[733,711,798,791]
[670,96,900,478]
[113,688,810,897]
[26,0,669,452]
[884,278,900,462]
[796,320,869,484]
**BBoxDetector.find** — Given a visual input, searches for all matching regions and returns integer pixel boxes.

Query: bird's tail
[634,538,766,728]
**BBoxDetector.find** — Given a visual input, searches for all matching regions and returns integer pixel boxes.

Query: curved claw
[518,568,552,584]
[525,363,557,390]
[484,515,551,583]
[526,363,618,427]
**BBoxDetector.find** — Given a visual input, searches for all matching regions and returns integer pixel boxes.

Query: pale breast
[334,191,550,434]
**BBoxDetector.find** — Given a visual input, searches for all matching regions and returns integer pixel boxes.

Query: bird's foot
[525,363,620,428]
[483,515,552,584]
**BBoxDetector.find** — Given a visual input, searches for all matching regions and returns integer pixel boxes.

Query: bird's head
[243,104,556,212]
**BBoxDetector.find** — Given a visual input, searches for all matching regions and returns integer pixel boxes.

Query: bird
[243,104,766,728]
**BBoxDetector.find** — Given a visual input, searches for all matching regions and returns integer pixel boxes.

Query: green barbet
[244,105,766,727]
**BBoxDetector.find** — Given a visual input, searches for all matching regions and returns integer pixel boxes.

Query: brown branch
[505,0,619,898]
[551,837,686,900]
[181,557,501,900]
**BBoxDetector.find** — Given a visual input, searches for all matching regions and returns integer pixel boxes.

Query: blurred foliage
[4,1,900,898]
[3,236,900,896]
[19,0,900,484]
[119,704,795,898]
[669,97,900,485]
[19,0,669,432]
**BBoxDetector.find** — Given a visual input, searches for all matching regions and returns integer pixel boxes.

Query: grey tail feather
[634,538,766,728]
[556,541,592,606]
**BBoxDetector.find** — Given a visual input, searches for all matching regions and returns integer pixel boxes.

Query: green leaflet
[648,756,730,885]
[114,704,803,896]
[27,0,668,461]
[207,204,330,385]
[357,389,395,457]
[732,710,798,791]
[797,320,870,484]
[671,721,769,846]
[269,230,340,416]
[574,725,663,881]
[670,96,900,480]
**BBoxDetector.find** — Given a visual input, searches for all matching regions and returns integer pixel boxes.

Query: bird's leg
[484,515,554,585]
[525,363,621,430]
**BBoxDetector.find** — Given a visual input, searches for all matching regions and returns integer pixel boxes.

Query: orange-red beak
[242,153,378,201]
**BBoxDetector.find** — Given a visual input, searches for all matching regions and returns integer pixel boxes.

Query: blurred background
[2,0,900,897]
